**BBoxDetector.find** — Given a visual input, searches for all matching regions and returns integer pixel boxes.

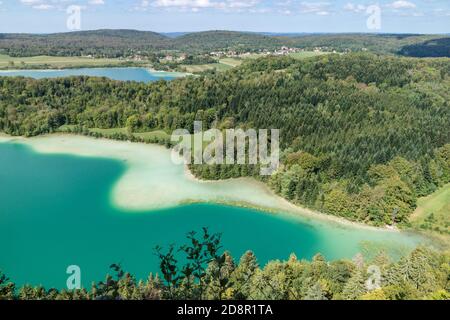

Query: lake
[0,137,427,289]
[0,67,185,83]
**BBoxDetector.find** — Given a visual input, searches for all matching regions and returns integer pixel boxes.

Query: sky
[0,0,449,34]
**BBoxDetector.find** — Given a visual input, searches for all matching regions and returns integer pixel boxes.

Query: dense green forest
[1,229,449,300]
[172,31,285,53]
[399,38,450,58]
[0,30,284,57]
[288,33,450,57]
[1,53,448,226]
[1,30,449,57]
[0,30,169,58]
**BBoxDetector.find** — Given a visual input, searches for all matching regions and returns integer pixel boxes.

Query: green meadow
[180,51,325,73]
[0,54,136,69]
[411,184,450,235]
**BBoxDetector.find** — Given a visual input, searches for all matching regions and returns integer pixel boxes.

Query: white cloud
[433,8,450,17]
[279,9,292,15]
[299,2,331,15]
[89,0,105,5]
[387,1,416,9]
[134,0,260,12]
[20,0,42,4]
[226,1,258,9]
[152,0,221,8]
[344,2,366,13]
[18,0,105,11]
[36,4,54,9]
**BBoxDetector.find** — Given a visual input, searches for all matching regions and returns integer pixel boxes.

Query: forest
[0,229,449,300]
[0,53,449,227]
[1,30,449,58]
[288,33,450,57]
[399,37,450,58]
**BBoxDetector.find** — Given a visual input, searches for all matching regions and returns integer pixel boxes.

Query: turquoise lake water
[0,68,182,83]
[0,142,426,289]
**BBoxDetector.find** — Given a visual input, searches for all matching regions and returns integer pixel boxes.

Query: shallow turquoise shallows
[0,142,425,289]
[0,68,182,83]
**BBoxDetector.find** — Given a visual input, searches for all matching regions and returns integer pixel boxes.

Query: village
[157,46,329,63]
[105,45,333,74]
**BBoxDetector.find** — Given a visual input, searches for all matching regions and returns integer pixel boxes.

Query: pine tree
[342,270,367,300]
[304,282,328,300]
[230,251,259,299]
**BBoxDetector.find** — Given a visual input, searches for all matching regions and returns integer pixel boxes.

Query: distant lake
[0,67,185,82]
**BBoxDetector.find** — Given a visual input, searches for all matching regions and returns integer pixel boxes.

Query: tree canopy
[1,53,449,226]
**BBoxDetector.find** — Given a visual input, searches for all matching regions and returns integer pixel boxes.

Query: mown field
[411,184,450,235]
[59,126,171,142]
[180,62,235,73]
[180,51,326,73]
[0,54,136,69]
[0,50,326,72]
[289,51,328,59]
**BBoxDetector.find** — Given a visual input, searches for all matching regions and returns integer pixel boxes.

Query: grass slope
[60,126,171,143]
[0,54,134,70]
[411,184,450,235]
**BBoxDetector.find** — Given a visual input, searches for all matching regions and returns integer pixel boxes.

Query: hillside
[0,30,282,57]
[399,37,450,58]
[0,29,170,57]
[171,30,285,52]
[287,33,446,55]
[1,29,449,58]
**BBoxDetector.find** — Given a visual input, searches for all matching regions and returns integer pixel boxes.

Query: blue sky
[0,0,449,34]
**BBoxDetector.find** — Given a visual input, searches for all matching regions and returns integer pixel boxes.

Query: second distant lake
[0,67,185,82]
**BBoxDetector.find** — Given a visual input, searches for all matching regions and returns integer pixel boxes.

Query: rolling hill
[0,29,449,58]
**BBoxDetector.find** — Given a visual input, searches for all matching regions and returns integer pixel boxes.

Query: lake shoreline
[0,67,189,82]
[0,132,419,234]
[183,164,405,233]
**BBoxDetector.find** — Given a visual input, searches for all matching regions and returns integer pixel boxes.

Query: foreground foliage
[1,229,449,300]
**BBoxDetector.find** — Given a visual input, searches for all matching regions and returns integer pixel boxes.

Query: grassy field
[240,51,327,60]
[59,126,171,142]
[179,52,324,74]
[89,128,129,135]
[134,130,170,141]
[88,128,170,142]
[0,50,326,71]
[0,54,137,69]
[180,62,235,73]
[410,184,450,235]
[219,57,243,67]
[288,51,328,59]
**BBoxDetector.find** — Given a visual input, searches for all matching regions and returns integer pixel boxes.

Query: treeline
[269,146,449,226]
[1,30,448,58]
[60,125,174,148]
[0,30,284,58]
[287,34,449,57]
[399,38,450,58]
[0,30,169,58]
[1,229,449,300]
[0,61,141,71]
[0,53,449,225]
